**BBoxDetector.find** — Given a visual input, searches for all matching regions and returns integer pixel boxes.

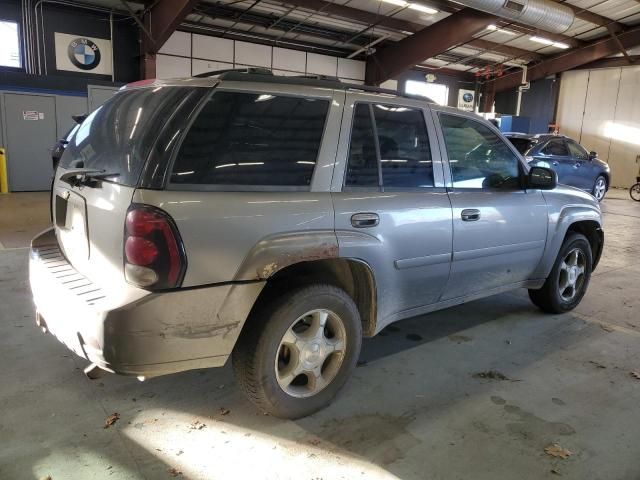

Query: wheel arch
[243,258,378,338]
[566,220,604,271]
[532,204,603,279]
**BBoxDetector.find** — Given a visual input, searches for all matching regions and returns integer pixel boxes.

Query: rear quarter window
[170,92,330,189]
[60,86,195,186]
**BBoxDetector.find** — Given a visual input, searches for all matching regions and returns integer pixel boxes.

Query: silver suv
[30,69,604,419]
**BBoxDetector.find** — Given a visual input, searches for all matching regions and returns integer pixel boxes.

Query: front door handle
[351,212,379,228]
[461,209,480,222]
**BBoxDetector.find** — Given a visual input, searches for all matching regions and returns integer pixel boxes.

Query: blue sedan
[505,133,611,201]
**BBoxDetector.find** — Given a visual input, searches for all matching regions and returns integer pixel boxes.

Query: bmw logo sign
[463,92,474,103]
[68,38,101,70]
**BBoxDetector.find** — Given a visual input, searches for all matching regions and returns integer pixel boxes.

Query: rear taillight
[124,204,186,289]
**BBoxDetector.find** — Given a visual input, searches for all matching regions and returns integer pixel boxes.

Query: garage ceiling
[64,0,640,81]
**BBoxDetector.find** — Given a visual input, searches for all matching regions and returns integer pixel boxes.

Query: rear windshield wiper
[59,168,120,187]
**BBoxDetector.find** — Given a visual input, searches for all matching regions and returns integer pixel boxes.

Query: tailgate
[52,175,135,287]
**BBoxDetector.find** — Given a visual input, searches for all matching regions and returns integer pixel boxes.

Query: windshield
[507,137,536,155]
[59,86,194,186]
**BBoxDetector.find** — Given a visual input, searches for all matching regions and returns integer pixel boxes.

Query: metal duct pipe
[454,0,574,33]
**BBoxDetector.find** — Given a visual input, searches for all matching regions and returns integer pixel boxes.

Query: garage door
[3,93,57,191]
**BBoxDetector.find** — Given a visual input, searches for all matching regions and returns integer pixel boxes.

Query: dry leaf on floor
[167,467,182,477]
[630,371,640,380]
[544,444,573,459]
[550,468,561,475]
[600,324,615,333]
[472,370,509,381]
[104,413,120,429]
[589,360,606,369]
[189,420,206,430]
[219,407,230,416]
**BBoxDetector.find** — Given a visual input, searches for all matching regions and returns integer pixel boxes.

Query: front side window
[171,92,329,187]
[566,139,588,160]
[508,137,536,155]
[345,103,434,189]
[439,113,521,190]
[542,138,569,156]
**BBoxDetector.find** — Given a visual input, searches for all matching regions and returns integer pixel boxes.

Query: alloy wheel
[558,248,586,302]
[275,309,347,398]
[594,177,606,201]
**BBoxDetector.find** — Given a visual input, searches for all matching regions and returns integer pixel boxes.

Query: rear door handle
[461,209,480,222]
[351,212,379,228]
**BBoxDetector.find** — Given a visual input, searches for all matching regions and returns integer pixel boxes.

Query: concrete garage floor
[1,190,639,480]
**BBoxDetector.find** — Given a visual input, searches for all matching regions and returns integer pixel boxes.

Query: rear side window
[345,104,379,187]
[60,87,193,186]
[373,105,433,188]
[345,103,433,189]
[171,92,330,188]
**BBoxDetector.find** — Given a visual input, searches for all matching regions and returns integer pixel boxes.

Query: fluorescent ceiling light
[531,36,571,49]
[380,0,438,12]
[380,0,408,6]
[408,3,438,14]
[530,36,554,46]
[486,24,516,35]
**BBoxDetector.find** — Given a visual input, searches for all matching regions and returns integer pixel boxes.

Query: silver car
[30,69,604,419]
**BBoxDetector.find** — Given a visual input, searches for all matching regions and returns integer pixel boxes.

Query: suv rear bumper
[29,228,264,378]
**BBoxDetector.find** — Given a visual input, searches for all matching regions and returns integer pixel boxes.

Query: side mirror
[589,151,598,161]
[528,166,557,190]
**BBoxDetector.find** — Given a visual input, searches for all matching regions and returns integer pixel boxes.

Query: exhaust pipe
[84,363,107,380]
[35,311,48,333]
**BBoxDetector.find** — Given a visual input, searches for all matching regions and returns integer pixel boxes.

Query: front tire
[593,175,607,202]
[630,183,640,202]
[232,284,362,419]
[528,232,592,314]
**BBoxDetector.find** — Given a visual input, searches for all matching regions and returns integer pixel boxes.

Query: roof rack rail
[344,83,435,104]
[197,68,435,104]
[292,74,342,82]
[193,67,273,78]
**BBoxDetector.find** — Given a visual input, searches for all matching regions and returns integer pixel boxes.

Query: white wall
[556,66,640,188]
[156,31,366,84]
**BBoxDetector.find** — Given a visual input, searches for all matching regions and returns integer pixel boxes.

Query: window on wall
[405,80,449,106]
[0,20,21,68]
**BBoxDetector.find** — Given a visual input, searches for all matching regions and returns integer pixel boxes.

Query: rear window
[507,137,536,155]
[170,92,330,188]
[60,86,193,186]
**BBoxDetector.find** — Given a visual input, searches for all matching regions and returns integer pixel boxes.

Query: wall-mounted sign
[54,32,112,75]
[23,111,44,121]
[457,89,475,111]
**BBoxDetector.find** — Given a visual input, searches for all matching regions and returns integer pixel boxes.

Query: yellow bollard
[0,148,8,193]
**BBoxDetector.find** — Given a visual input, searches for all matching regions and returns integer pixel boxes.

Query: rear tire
[528,232,592,314]
[232,284,362,419]
[592,175,607,202]
[630,183,640,202]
